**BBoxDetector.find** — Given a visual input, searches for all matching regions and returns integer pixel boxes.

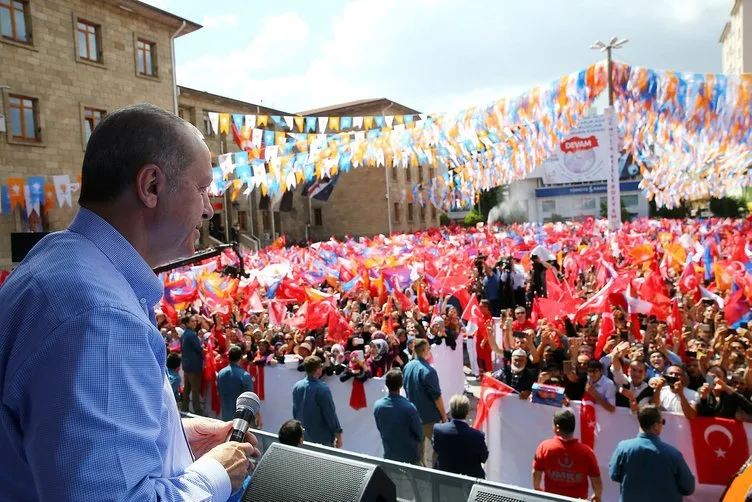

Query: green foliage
[709,197,744,218]
[439,213,450,226]
[463,208,484,227]
[601,199,633,222]
[547,213,567,223]
[649,199,689,219]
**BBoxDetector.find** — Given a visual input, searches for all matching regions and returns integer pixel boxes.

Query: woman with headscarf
[365,338,391,378]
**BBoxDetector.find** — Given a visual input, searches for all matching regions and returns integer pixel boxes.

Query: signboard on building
[541,114,609,184]
[534,181,641,198]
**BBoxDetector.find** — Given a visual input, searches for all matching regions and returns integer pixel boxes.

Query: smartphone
[563,360,573,374]
[512,331,526,339]
[619,331,629,342]
[685,350,697,359]
[665,375,680,386]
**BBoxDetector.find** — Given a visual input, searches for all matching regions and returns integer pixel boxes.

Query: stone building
[176,85,295,248]
[0,0,200,267]
[297,98,441,241]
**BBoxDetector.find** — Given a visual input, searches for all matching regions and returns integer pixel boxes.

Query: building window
[407,203,414,222]
[418,166,424,184]
[8,94,39,141]
[313,208,323,227]
[621,194,639,207]
[262,211,271,233]
[580,197,596,210]
[83,107,105,143]
[541,200,555,213]
[391,166,398,182]
[393,202,400,223]
[76,18,102,63]
[0,0,31,44]
[204,112,214,136]
[237,210,247,231]
[178,106,195,124]
[420,205,426,221]
[431,205,437,221]
[406,167,412,183]
[136,38,156,77]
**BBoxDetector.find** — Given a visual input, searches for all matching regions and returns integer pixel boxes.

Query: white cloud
[200,14,239,29]
[177,0,729,114]
[177,11,310,107]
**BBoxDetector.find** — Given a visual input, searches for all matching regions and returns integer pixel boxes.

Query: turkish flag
[580,394,597,450]
[678,260,701,302]
[473,374,516,428]
[595,301,615,359]
[690,416,749,485]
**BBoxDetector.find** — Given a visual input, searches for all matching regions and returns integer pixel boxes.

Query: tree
[600,199,632,222]
[709,196,745,218]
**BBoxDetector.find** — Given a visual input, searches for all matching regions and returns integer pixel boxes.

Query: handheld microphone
[228,391,261,443]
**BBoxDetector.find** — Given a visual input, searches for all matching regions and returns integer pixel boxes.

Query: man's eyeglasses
[284,337,293,341]
[515,311,525,316]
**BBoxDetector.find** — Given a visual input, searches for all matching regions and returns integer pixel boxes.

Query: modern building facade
[0,0,200,267]
[720,0,752,74]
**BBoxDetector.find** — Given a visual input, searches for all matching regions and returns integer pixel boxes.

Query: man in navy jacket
[433,394,489,478]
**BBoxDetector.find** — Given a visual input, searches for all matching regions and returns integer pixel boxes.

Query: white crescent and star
[704,424,734,458]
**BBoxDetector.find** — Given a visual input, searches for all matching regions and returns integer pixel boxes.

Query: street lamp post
[590,37,628,231]
[590,37,629,105]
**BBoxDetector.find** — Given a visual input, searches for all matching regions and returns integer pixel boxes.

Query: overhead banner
[541,114,609,185]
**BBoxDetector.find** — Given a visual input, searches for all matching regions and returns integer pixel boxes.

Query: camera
[665,375,680,386]
[495,258,512,272]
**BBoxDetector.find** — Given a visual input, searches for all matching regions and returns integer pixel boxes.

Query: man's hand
[648,377,665,391]
[590,495,601,502]
[204,442,258,493]
[670,379,684,394]
[334,433,343,448]
[183,416,258,459]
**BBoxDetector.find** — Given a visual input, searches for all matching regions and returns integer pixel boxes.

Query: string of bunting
[5,62,752,215]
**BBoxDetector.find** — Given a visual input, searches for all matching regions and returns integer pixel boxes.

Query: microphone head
[236,391,261,414]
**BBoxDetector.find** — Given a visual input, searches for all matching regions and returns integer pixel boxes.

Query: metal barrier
[247,428,574,502]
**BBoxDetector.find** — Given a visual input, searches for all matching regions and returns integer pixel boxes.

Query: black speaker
[467,483,569,502]
[242,443,396,502]
[11,232,49,262]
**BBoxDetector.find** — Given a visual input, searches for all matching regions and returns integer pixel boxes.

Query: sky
[143,0,731,115]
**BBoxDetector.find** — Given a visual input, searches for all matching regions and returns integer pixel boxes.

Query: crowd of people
[1,104,750,501]
[152,215,752,500]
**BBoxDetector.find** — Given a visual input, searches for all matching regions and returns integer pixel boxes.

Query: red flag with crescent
[690,416,749,485]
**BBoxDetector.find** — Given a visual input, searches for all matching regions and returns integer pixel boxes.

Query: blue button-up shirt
[0,208,230,501]
[609,432,695,502]
[181,328,204,373]
[403,357,443,424]
[292,376,342,445]
[373,394,423,463]
[217,363,254,422]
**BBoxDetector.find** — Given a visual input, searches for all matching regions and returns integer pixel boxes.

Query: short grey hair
[448,394,470,420]
[79,103,204,204]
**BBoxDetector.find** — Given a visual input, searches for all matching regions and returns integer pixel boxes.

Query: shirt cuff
[186,455,232,502]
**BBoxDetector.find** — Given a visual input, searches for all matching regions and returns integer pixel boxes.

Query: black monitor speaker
[11,232,49,262]
[242,443,396,502]
[467,483,570,502]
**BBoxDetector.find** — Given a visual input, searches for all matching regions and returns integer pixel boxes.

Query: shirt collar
[68,207,163,309]
[638,432,659,441]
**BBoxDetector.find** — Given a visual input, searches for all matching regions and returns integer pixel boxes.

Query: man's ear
[135,164,167,209]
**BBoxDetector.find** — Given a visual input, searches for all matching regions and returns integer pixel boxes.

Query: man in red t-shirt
[512,306,536,332]
[532,409,602,501]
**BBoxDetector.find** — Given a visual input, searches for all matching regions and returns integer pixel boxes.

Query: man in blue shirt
[166,352,182,402]
[373,369,423,464]
[217,345,254,422]
[180,314,204,415]
[292,356,343,447]
[403,339,447,466]
[609,405,695,502]
[0,104,259,501]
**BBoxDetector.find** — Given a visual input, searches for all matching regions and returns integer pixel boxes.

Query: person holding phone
[650,366,698,420]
